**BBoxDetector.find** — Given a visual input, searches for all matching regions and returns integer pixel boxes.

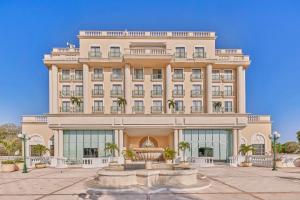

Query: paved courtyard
[0,166,300,200]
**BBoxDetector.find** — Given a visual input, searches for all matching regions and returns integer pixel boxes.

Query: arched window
[29,135,45,156]
[251,134,265,155]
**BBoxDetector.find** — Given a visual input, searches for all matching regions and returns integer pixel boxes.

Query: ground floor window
[183,129,233,161]
[63,130,114,161]
[252,144,265,155]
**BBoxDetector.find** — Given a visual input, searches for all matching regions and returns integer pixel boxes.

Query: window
[153,101,162,108]
[62,69,70,80]
[174,84,184,95]
[152,85,162,96]
[224,101,233,112]
[93,68,103,79]
[212,86,220,96]
[175,100,184,111]
[75,70,83,80]
[224,86,233,96]
[74,102,83,112]
[252,144,265,155]
[192,100,202,112]
[175,47,186,58]
[75,85,83,96]
[191,69,202,79]
[152,69,162,79]
[133,68,144,80]
[112,68,122,79]
[174,69,184,79]
[109,46,121,57]
[213,101,222,113]
[212,70,220,80]
[89,46,101,57]
[194,47,205,58]
[93,100,103,112]
[83,148,98,158]
[62,101,70,112]
[224,70,233,80]
[134,100,144,112]
[112,84,122,95]
[133,84,144,96]
[192,84,202,96]
[62,85,70,96]
[93,84,103,95]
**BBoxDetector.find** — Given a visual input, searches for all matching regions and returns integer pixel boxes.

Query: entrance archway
[139,137,158,148]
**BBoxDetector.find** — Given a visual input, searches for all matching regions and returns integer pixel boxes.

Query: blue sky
[0,0,299,142]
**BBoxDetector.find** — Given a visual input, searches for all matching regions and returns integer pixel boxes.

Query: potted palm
[163,147,176,164]
[213,102,222,113]
[0,139,19,172]
[179,141,190,163]
[31,144,49,169]
[122,149,135,164]
[168,99,176,113]
[239,144,255,167]
[117,97,126,114]
[105,143,119,163]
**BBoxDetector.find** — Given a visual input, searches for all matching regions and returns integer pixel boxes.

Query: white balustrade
[188,157,214,167]
[82,157,111,168]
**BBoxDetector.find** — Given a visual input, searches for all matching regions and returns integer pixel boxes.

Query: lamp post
[269,131,280,171]
[18,133,31,173]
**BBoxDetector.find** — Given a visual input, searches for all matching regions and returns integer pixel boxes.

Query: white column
[178,129,183,158]
[206,64,212,113]
[53,130,59,157]
[114,129,119,156]
[237,66,246,113]
[119,129,124,152]
[233,129,238,156]
[58,130,64,158]
[83,64,89,113]
[52,65,58,114]
[173,129,179,156]
[124,64,131,113]
[165,64,172,113]
[49,67,53,113]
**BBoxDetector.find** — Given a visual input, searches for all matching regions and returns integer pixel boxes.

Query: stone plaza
[0,166,300,200]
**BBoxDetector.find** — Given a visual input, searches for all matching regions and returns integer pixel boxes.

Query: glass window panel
[213,130,220,160]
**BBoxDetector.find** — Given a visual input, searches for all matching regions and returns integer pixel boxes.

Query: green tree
[117,97,127,111]
[296,131,300,144]
[168,99,175,111]
[31,144,49,157]
[239,144,255,162]
[213,102,222,113]
[0,139,19,156]
[70,96,82,106]
[179,141,190,162]
[105,143,119,157]
[283,142,300,154]
[163,147,177,160]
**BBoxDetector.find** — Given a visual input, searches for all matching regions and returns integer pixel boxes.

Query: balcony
[191,90,203,97]
[191,106,203,113]
[190,74,203,81]
[212,91,222,97]
[110,106,124,114]
[59,74,71,82]
[92,106,104,113]
[172,90,185,98]
[21,115,47,123]
[132,90,145,98]
[193,52,206,59]
[110,89,124,97]
[110,74,123,81]
[151,90,163,97]
[59,91,72,98]
[223,74,234,81]
[132,106,145,113]
[108,51,122,58]
[43,47,79,64]
[223,91,234,97]
[91,73,104,81]
[172,106,185,113]
[92,89,104,97]
[60,106,71,113]
[74,91,83,97]
[59,74,83,82]
[174,52,187,59]
[248,115,271,123]
[74,75,83,82]
[73,106,84,113]
[132,74,144,81]
[124,48,172,59]
[151,74,163,81]
[151,106,163,113]
[88,51,102,58]
[59,106,83,113]
[172,74,185,81]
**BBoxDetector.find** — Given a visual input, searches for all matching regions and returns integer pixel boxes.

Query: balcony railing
[132,74,144,81]
[110,89,124,97]
[132,90,144,97]
[59,91,72,97]
[191,106,203,113]
[110,74,123,81]
[193,52,206,59]
[92,89,104,97]
[212,74,221,81]
[92,106,104,113]
[172,74,185,81]
[151,106,163,113]
[174,52,187,58]
[91,73,104,81]
[74,91,83,97]
[108,51,122,58]
[60,106,83,113]
[151,74,163,81]
[173,90,185,97]
[74,75,83,81]
[132,106,145,113]
[223,74,234,81]
[191,90,203,97]
[248,115,271,123]
[59,74,83,82]
[190,74,203,81]
[110,106,124,113]
[151,90,163,97]
[172,106,185,113]
[223,91,234,96]
[212,91,222,97]
[73,106,84,113]
[124,48,172,56]
[88,51,102,58]
[59,74,71,81]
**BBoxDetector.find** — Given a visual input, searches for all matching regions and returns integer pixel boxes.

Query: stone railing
[79,30,216,38]
[82,157,112,168]
[216,49,242,55]
[248,115,271,123]
[124,48,172,56]
[230,155,273,168]
[187,157,214,167]
[216,55,250,62]
[21,115,47,123]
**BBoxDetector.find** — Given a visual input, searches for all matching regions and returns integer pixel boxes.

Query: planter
[35,163,47,169]
[165,160,172,164]
[275,160,283,168]
[239,162,252,167]
[1,164,16,172]
[294,158,300,167]
[15,163,24,171]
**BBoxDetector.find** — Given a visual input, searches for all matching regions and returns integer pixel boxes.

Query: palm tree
[296,131,300,144]
[70,96,82,106]
[117,97,127,112]
[213,101,222,113]
[105,143,119,162]
[168,99,175,112]
[239,144,255,162]
[179,141,190,162]
[31,144,49,157]
[0,139,19,156]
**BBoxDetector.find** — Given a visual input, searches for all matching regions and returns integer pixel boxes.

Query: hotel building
[22,30,272,162]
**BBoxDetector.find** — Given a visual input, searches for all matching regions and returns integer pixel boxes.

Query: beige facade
[22,30,271,161]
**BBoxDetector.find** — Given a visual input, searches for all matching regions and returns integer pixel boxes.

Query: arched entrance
[139,137,158,148]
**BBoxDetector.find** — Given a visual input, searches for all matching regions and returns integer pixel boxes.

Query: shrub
[1,160,15,164]
[14,158,24,163]
[163,147,176,160]
[122,149,135,160]
[283,142,300,153]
